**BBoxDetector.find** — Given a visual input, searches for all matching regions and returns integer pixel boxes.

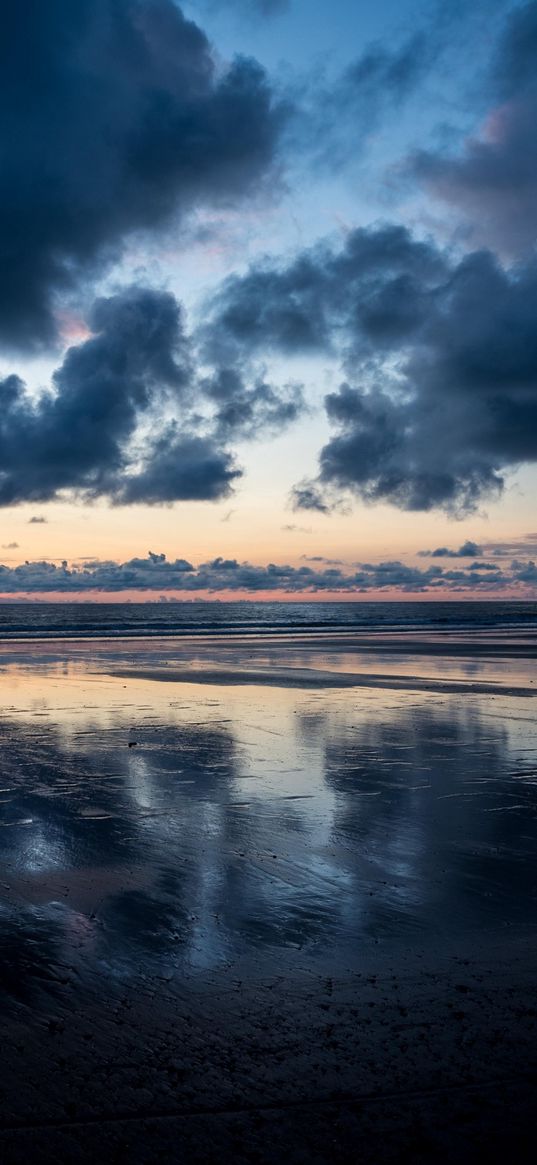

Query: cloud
[410,1,537,256]
[0,0,282,350]
[293,31,438,169]
[511,558,537,583]
[202,367,305,441]
[286,1,503,173]
[486,532,537,557]
[116,432,240,504]
[0,550,530,594]
[281,523,313,533]
[1,541,18,549]
[202,224,448,364]
[204,223,537,513]
[0,284,303,506]
[301,554,344,565]
[0,285,212,504]
[464,561,500,571]
[418,541,483,558]
[198,0,289,17]
[28,516,47,524]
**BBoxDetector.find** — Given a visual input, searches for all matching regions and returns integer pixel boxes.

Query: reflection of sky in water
[0,643,536,998]
[1,631,537,690]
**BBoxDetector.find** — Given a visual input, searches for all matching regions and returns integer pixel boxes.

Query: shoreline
[0,627,536,649]
[0,626,536,656]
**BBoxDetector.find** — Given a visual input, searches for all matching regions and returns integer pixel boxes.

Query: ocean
[0,599,535,639]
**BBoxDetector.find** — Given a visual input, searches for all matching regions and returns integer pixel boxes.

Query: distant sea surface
[0,600,535,640]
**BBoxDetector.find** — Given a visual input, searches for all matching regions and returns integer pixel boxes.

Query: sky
[1,0,537,599]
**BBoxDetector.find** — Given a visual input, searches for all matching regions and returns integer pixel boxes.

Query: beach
[0,626,536,1162]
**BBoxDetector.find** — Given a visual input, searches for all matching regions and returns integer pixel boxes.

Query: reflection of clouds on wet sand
[323,704,518,934]
[0,645,536,1000]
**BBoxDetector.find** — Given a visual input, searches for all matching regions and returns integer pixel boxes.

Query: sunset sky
[1,0,537,598]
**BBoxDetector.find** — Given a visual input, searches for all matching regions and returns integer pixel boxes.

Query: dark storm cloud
[116,432,240,504]
[205,223,537,514]
[202,224,448,364]
[0,285,196,504]
[313,248,537,513]
[418,541,483,558]
[202,368,305,440]
[411,1,537,255]
[0,284,303,506]
[0,0,282,350]
[0,550,529,594]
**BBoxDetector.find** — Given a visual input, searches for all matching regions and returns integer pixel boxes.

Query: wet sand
[0,634,536,1162]
[109,661,537,695]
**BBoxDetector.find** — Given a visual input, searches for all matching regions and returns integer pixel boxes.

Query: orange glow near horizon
[0,588,532,603]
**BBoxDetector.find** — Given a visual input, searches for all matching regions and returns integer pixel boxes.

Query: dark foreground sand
[0,634,536,1162]
[1,939,536,1163]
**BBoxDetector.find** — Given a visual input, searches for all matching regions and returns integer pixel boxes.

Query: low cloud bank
[0,551,535,595]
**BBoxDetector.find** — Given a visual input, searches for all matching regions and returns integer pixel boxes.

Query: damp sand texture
[0,633,536,1162]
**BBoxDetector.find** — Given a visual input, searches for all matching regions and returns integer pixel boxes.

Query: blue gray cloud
[0,0,532,521]
[0,0,282,350]
[205,223,537,513]
[411,1,537,255]
[0,285,304,506]
[292,30,439,170]
[417,541,483,558]
[0,550,532,594]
